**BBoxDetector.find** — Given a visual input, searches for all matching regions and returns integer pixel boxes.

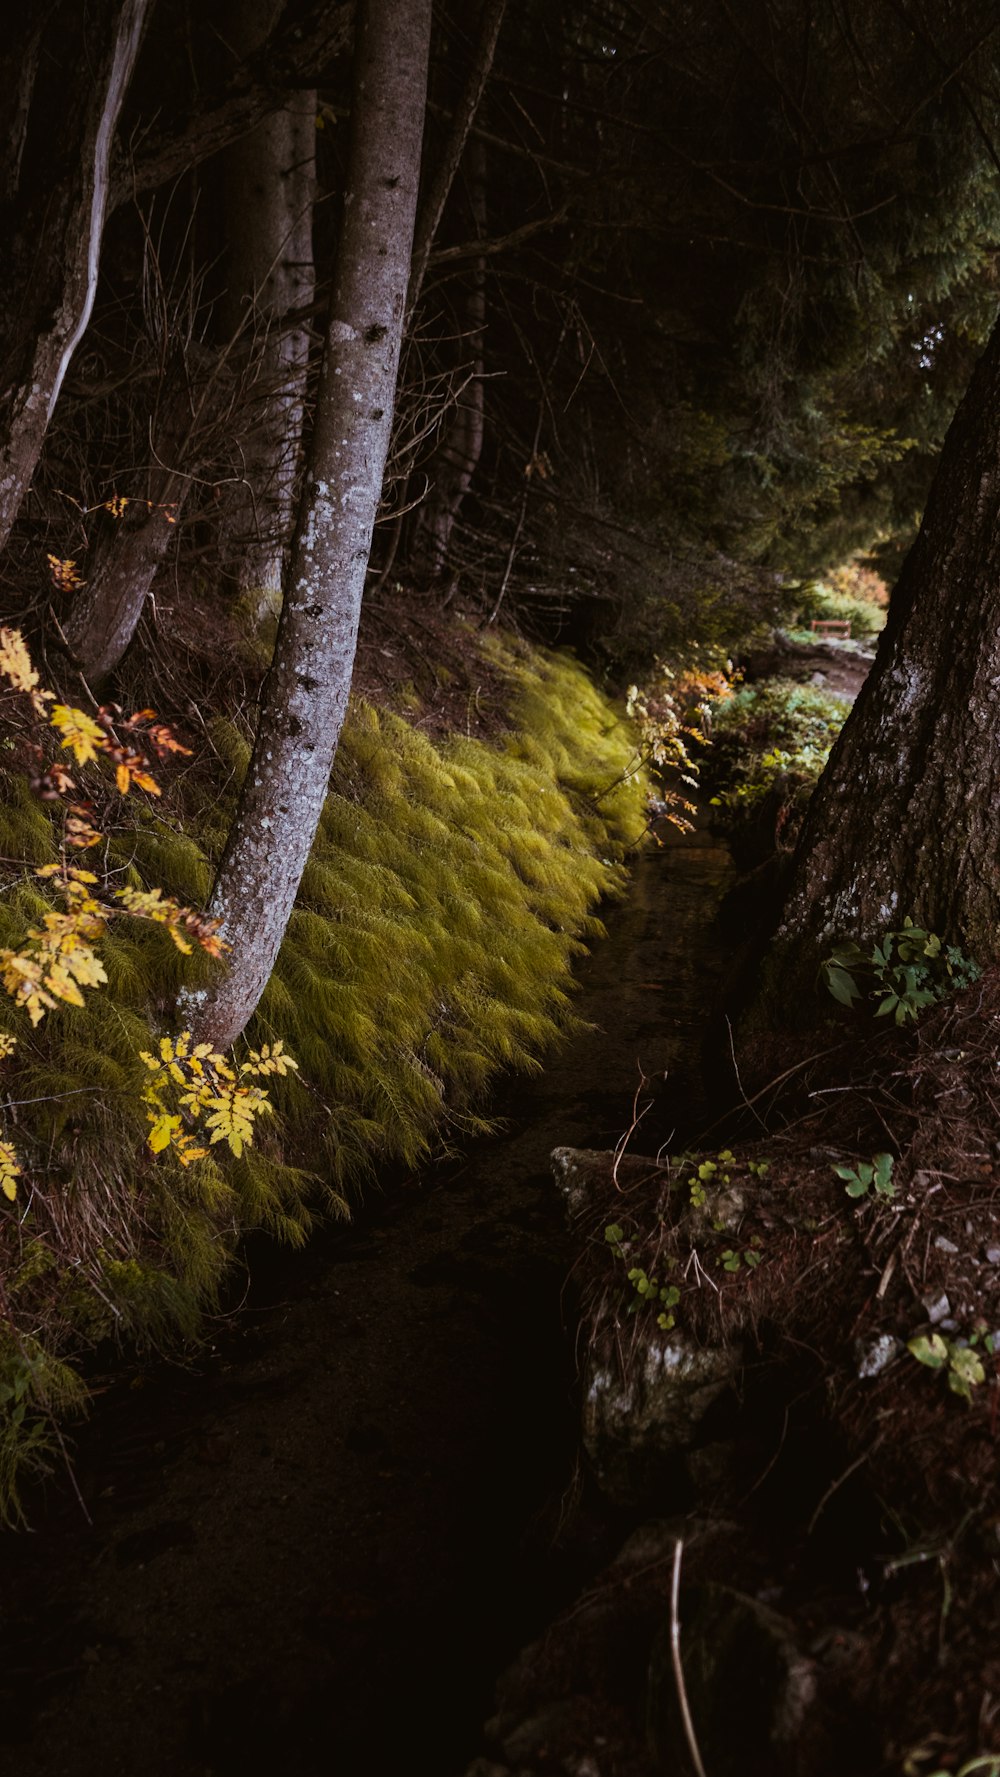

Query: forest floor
[462,631,1000,1777]
[4,613,998,1777]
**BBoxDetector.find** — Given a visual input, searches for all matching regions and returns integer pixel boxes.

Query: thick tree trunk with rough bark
[217,0,317,605]
[765,308,1000,997]
[0,0,151,551]
[188,0,431,1049]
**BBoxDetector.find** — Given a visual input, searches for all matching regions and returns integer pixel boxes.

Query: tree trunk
[216,0,317,607]
[406,0,505,321]
[63,359,203,683]
[0,0,152,552]
[412,138,487,579]
[765,308,1000,997]
[188,0,432,1050]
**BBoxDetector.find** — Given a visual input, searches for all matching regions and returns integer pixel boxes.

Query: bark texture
[770,308,1000,986]
[190,0,432,1049]
[0,0,151,552]
[217,0,317,603]
[110,3,350,208]
[63,359,206,682]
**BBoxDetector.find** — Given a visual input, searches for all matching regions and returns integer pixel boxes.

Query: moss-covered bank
[0,635,647,1519]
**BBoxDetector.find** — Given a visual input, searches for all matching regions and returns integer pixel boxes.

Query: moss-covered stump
[0,636,647,1520]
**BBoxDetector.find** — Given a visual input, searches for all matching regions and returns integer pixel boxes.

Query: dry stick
[696,1037,853,1144]
[611,1065,655,1188]
[671,1539,709,1777]
[487,401,543,625]
[725,1013,770,1133]
[806,1452,868,1538]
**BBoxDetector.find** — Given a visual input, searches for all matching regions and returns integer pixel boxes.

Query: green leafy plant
[822,918,981,1024]
[717,1236,764,1272]
[605,1224,682,1329]
[833,1151,895,1200]
[687,1150,733,1207]
[908,1326,995,1402]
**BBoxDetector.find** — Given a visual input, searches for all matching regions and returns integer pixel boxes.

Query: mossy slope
[0,636,646,1518]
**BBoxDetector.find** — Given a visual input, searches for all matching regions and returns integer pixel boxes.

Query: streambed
[0,819,735,1777]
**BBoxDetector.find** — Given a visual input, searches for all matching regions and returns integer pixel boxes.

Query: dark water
[0,822,734,1777]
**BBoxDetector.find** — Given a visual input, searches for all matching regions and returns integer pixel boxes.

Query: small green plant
[687,1150,733,1207]
[908,1325,995,1403]
[717,1236,763,1273]
[605,1224,682,1328]
[823,919,981,1024]
[833,1151,895,1200]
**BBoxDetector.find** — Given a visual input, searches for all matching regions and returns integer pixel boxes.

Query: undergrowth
[785,566,888,642]
[0,633,646,1519]
[702,676,850,865]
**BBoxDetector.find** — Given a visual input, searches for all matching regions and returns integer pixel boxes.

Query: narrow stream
[0,819,735,1777]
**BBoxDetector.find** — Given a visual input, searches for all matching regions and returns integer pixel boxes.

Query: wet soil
[0,822,735,1777]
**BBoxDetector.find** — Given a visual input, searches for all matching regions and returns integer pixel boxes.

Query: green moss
[0,635,647,1524]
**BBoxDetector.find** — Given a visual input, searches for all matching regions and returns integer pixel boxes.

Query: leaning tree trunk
[764,306,1000,1000]
[187,0,432,1050]
[0,0,151,552]
[63,355,208,683]
[216,0,316,608]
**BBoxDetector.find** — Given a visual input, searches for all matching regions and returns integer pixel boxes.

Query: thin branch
[408,0,506,318]
[670,1539,708,1777]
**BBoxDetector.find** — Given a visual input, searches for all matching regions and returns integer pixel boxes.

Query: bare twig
[612,1065,655,1188]
[671,1539,709,1777]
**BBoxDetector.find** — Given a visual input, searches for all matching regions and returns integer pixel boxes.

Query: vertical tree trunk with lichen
[188,0,432,1050]
[762,308,1000,1005]
[216,0,317,607]
[0,0,151,552]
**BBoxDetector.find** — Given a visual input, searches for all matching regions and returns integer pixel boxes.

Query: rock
[855,1334,902,1378]
[923,1292,951,1324]
[934,1236,959,1254]
[550,1146,664,1221]
[582,1334,743,1506]
[984,1246,1000,1265]
[647,1582,817,1776]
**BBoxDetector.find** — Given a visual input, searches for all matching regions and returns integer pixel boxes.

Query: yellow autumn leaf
[50,705,107,767]
[0,628,51,714]
[147,1113,181,1154]
[0,1140,20,1201]
[40,966,85,1009]
[62,947,108,990]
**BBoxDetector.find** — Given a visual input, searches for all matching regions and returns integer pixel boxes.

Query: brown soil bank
[468,975,1000,1776]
